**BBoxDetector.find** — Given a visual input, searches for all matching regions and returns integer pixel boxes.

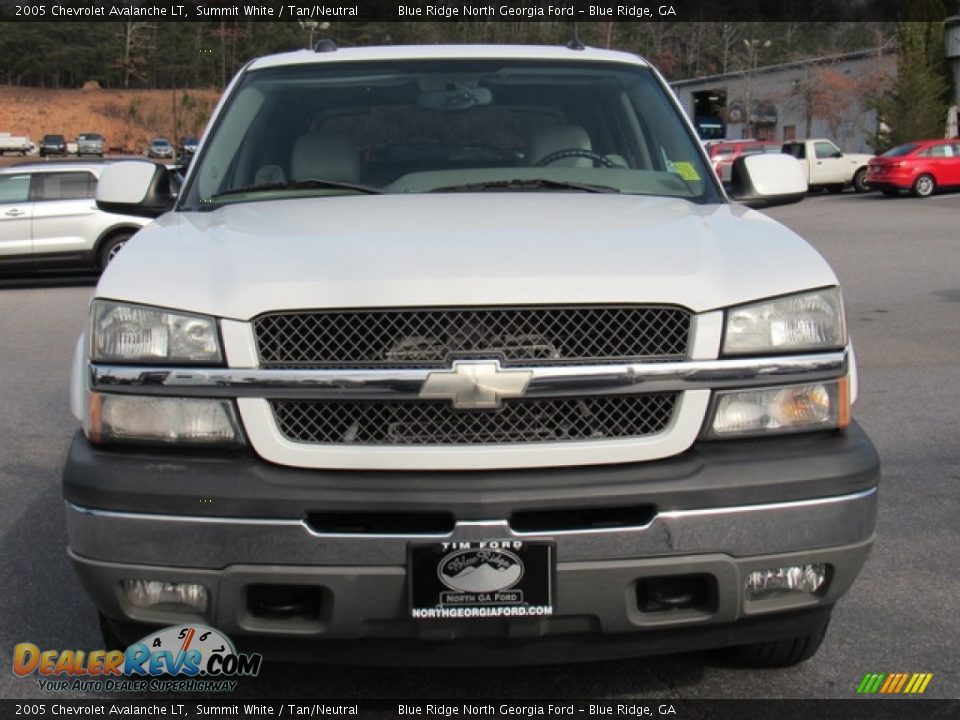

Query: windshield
[181,59,719,209]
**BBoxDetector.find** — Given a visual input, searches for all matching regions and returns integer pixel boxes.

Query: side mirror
[96,161,175,218]
[728,154,807,208]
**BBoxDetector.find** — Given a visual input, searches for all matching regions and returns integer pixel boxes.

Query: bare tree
[778,56,892,140]
[117,22,155,89]
[715,23,744,75]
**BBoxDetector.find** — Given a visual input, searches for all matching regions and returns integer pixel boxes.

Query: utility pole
[743,39,771,139]
[299,21,329,49]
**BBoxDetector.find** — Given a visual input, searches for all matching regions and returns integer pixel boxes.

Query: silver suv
[77,133,105,158]
[0,161,148,272]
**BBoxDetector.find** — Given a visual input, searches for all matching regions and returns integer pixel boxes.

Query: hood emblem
[419,360,532,410]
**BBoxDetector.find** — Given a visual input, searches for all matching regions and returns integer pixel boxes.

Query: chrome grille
[254,306,690,368]
[271,394,677,445]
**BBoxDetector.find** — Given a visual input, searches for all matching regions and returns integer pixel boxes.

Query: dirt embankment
[0,85,221,154]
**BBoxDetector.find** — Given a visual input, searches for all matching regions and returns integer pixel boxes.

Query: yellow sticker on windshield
[672,162,701,181]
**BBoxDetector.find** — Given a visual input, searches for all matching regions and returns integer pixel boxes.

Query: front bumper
[64,424,879,659]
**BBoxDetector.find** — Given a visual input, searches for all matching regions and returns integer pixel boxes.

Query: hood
[96,193,837,319]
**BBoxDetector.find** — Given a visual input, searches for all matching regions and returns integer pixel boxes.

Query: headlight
[723,288,845,355]
[87,393,242,446]
[705,379,849,438]
[92,300,222,364]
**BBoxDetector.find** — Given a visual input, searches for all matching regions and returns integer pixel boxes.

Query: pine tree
[867,20,950,151]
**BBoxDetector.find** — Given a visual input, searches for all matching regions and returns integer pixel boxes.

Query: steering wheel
[535,148,617,168]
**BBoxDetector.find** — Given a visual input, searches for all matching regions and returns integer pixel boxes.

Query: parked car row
[706,136,960,198]
[1,132,201,160]
[35,133,104,158]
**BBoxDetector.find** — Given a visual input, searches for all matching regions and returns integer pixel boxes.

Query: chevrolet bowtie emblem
[419,360,533,410]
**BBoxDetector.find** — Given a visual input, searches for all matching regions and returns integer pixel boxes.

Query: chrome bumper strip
[66,487,876,568]
[90,351,847,401]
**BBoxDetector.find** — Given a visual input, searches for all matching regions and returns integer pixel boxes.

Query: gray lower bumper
[68,489,875,644]
[64,425,879,656]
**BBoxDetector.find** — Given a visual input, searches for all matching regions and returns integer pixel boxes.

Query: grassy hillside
[0,85,221,153]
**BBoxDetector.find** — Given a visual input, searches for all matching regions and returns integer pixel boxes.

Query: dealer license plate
[408,540,554,619]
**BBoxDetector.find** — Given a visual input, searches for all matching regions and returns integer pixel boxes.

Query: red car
[704,140,781,183]
[866,139,960,198]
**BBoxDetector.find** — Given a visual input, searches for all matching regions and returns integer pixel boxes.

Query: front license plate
[409,540,554,619]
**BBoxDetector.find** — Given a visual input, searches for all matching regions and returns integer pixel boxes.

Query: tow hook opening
[637,574,716,613]
[247,585,324,621]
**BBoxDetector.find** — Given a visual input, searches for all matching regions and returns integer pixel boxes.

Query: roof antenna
[314,38,338,53]
[567,22,585,51]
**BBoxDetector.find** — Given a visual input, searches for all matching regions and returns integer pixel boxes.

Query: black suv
[39,134,68,158]
[178,136,199,159]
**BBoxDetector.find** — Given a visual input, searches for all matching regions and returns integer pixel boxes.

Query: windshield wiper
[210,178,382,200]
[428,178,621,194]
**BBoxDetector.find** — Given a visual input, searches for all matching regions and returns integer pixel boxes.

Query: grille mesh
[254,306,690,368]
[271,394,677,446]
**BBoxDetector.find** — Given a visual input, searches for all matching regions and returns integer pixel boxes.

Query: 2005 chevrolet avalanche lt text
[64,44,879,667]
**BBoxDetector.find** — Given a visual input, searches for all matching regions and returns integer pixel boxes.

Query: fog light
[87,393,242,446]
[122,580,208,612]
[707,380,848,438]
[745,564,828,601]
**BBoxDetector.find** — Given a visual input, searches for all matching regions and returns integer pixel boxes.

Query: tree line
[0,21,900,89]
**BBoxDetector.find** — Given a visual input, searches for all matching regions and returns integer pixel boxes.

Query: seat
[527,124,594,168]
[290,133,361,182]
[254,164,285,186]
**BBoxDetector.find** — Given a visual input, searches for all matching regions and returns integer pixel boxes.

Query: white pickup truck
[782,138,874,193]
[0,133,35,156]
[64,44,878,669]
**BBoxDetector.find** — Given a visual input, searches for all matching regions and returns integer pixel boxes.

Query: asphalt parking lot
[0,190,958,701]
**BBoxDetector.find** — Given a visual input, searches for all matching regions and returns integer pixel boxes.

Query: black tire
[852,167,869,193]
[98,232,133,270]
[98,612,154,649]
[911,174,935,198]
[881,189,899,197]
[98,612,137,649]
[725,617,830,668]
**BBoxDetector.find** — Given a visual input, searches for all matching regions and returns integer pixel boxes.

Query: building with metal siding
[671,47,897,153]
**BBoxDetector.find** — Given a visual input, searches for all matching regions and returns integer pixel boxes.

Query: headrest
[291,133,360,182]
